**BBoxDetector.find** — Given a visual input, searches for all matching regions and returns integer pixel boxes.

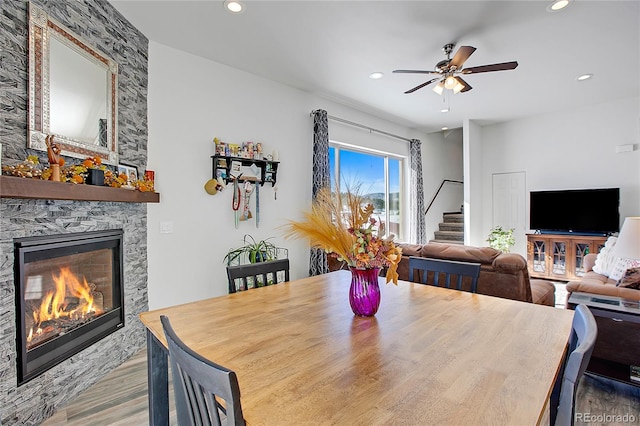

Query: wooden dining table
[140,270,574,425]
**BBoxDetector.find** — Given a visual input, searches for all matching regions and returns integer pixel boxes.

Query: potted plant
[224,234,279,265]
[487,226,515,253]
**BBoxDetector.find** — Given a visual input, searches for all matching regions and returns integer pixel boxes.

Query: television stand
[526,233,608,281]
[535,230,608,237]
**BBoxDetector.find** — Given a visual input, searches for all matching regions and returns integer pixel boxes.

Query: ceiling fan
[393,43,518,95]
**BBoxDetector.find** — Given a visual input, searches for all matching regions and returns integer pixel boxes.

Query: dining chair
[551,304,598,426]
[160,315,246,426]
[226,258,290,294]
[408,256,481,293]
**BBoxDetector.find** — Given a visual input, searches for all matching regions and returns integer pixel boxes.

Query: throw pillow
[610,258,640,282]
[592,236,618,276]
[617,267,640,289]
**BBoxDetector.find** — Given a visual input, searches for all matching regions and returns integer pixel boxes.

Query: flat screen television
[529,188,620,235]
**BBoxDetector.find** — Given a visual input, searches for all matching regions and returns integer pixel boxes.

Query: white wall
[422,129,464,242]
[464,120,485,246]
[476,96,640,256]
[145,42,445,309]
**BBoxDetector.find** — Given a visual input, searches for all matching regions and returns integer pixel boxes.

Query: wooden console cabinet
[526,233,607,282]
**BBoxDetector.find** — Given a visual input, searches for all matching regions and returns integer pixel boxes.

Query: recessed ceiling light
[441,108,449,113]
[224,0,244,14]
[369,72,384,80]
[547,0,571,12]
[577,74,593,81]
[442,127,449,131]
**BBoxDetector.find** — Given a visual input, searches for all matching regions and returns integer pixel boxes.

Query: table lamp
[616,217,640,261]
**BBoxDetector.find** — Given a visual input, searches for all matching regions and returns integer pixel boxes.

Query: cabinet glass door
[574,241,591,277]
[532,239,546,273]
[552,241,567,276]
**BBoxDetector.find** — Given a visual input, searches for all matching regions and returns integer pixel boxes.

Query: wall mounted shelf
[0,175,160,203]
[212,155,279,187]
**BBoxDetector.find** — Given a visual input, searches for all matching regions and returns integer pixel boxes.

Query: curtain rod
[311,110,412,143]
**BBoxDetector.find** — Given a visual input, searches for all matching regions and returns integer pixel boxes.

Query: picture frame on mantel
[117,164,138,184]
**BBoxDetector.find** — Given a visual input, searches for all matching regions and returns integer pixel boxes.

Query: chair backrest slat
[226,259,290,294]
[552,304,597,426]
[408,257,481,293]
[161,315,246,426]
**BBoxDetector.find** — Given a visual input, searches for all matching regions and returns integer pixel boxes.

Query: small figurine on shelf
[246,142,254,159]
[45,135,63,181]
[214,137,228,156]
[256,143,263,160]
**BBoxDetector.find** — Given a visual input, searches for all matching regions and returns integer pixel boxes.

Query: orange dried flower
[71,174,84,184]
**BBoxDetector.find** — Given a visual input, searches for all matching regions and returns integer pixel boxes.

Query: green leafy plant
[224,234,279,265]
[487,226,515,253]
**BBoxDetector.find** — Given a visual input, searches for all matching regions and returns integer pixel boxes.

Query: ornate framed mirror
[28,3,118,164]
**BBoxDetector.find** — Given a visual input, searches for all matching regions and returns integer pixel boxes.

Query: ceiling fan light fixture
[452,79,465,94]
[432,82,445,95]
[224,0,245,14]
[548,0,571,12]
[444,76,456,90]
[441,108,449,113]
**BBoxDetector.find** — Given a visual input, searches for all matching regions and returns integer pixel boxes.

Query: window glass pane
[338,150,384,194]
[329,146,336,189]
[329,145,404,240]
[388,158,401,237]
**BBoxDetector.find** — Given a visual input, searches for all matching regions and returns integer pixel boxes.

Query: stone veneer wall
[0,1,149,424]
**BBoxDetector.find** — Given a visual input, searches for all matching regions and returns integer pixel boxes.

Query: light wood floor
[41,350,176,426]
[41,347,640,426]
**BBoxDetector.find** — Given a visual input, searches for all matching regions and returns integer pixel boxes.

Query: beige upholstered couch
[393,243,555,306]
[566,253,640,302]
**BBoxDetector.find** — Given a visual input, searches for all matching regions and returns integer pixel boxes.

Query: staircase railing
[425,179,463,215]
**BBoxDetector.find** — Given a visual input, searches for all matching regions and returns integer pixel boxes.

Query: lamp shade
[615,217,640,259]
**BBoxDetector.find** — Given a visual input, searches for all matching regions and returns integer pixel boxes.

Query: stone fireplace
[14,230,124,385]
[0,0,149,424]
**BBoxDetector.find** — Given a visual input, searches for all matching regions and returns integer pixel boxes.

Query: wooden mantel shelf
[0,175,160,203]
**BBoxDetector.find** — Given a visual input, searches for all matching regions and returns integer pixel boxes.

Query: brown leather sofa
[395,242,556,306]
[566,253,640,301]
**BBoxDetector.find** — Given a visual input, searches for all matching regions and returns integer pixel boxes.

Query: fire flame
[29,267,98,342]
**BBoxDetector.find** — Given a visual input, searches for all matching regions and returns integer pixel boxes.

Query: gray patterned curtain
[309,109,330,276]
[410,139,426,244]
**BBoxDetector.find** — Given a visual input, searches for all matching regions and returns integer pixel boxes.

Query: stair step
[434,230,464,241]
[442,213,463,223]
[438,222,463,232]
[429,239,464,245]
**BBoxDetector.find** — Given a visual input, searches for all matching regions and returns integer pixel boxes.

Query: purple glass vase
[348,267,381,317]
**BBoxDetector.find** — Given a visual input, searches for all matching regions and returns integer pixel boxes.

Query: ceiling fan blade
[449,46,476,70]
[393,69,438,75]
[455,76,473,93]
[462,61,518,74]
[404,78,440,94]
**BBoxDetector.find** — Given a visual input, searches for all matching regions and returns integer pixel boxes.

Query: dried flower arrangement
[283,186,402,284]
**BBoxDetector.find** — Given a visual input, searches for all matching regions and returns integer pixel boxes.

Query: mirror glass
[28,3,118,164]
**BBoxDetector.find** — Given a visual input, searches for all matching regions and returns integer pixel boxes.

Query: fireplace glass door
[15,230,124,384]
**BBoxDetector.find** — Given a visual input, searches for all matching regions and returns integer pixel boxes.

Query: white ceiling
[109,0,640,133]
